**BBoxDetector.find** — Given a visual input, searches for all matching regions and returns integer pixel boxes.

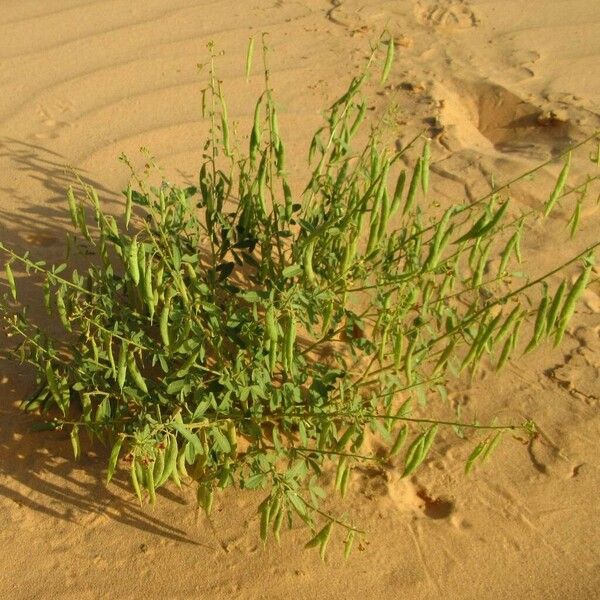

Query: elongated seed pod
[402,434,425,478]
[377,187,391,242]
[117,341,128,389]
[349,102,367,138]
[245,36,254,80]
[158,435,179,487]
[5,262,16,300]
[273,502,285,542]
[130,461,142,503]
[496,305,522,342]
[381,37,394,84]
[45,361,63,409]
[524,289,549,352]
[56,287,71,331]
[276,140,286,175]
[555,264,591,346]
[66,187,79,227]
[390,424,408,457]
[127,351,148,393]
[393,330,404,369]
[404,334,416,385]
[143,254,155,321]
[257,152,267,213]
[404,158,422,215]
[544,152,571,217]
[546,280,566,332]
[339,466,350,499]
[125,185,133,229]
[145,463,156,505]
[268,340,277,373]
[303,240,316,285]
[474,312,503,360]
[378,324,389,364]
[390,169,406,215]
[152,448,165,486]
[265,306,278,342]
[568,198,582,239]
[127,238,140,285]
[434,337,456,375]
[365,217,380,256]
[421,139,431,194]
[103,331,116,378]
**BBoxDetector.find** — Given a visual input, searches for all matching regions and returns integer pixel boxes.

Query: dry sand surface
[1,1,599,599]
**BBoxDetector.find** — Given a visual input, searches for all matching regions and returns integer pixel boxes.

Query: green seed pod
[127,238,140,285]
[127,351,148,394]
[339,465,351,499]
[159,435,179,488]
[433,337,456,375]
[125,184,133,229]
[265,306,278,343]
[130,460,142,503]
[226,421,237,454]
[273,502,285,543]
[349,101,367,138]
[381,36,394,84]
[365,217,380,256]
[102,331,116,378]
[393,330,404,369]
[403,158,422,215]
[56,287,71,332]
[152,448,165,486]
[496,305,522,343]
[268,340,278,374]
[45,361,63,410]
[117,341,128,389]
[143,254,155,321]
[390,169,406,215]
[546,280,566,332]
[524,287,549,353]
[303,241,316,286]
[402,433,426,478]
[145,463,156,505]
[421,139,431,194]
[335,456,348,492]
[260,499,271,543]
[276,140,286,174]
[5,261,17,301]
[67,187,79,228]
[555,264,591,346]
[390,425,408,457]
[544,151,571,217]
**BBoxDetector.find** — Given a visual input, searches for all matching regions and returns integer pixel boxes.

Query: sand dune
[0,1,598,598]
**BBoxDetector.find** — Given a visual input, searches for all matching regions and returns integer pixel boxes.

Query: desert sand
[0,1,599,599]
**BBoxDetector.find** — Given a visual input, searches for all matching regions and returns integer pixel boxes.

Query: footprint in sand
[32,103,73,140]
[357,467,456,521]
[415,0,478,30]
[545,325,600,407]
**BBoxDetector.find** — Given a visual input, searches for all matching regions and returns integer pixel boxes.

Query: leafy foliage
[1,35,598,558]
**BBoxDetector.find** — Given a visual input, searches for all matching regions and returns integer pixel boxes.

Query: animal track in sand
[415,0,478,30]
[545,325,600,407]
[32,103,73,140]
[436,79,574,155]
[357,467,456,521]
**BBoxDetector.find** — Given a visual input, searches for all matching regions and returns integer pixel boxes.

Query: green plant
[1,35,598,559]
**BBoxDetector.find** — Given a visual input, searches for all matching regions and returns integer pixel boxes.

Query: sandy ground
[0,1,599,598]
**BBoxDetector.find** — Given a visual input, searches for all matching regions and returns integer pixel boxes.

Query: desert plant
[1,35,598,559]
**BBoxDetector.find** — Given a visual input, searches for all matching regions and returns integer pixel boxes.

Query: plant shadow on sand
[0,138,207,548]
